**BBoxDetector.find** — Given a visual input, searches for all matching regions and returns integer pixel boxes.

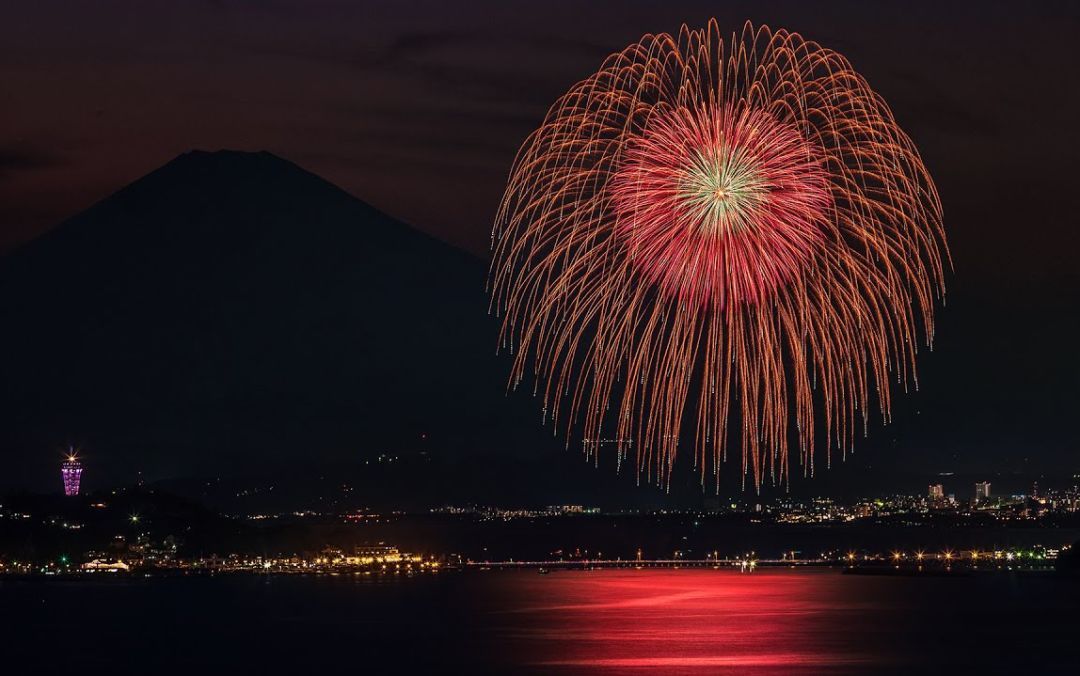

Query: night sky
[2,1,1078,482]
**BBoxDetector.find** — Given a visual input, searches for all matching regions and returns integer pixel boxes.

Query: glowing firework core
[612,105,830,307]
[678,146,767,235]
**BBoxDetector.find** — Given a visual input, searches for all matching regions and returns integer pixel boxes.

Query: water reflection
[3,568,1076,673]
[493,569,879,672]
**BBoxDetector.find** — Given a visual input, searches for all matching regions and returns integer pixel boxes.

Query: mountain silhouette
[0,150,611,500]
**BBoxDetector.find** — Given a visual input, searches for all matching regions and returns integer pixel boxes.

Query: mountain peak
[163,148,307,174]
[129,148,358,210]
[3,148,477,269]
[0,151,507,492]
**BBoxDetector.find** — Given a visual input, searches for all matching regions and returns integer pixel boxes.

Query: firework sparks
[489,21,949,490]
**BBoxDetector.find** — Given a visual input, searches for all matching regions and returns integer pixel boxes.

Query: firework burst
[489,21,949,490]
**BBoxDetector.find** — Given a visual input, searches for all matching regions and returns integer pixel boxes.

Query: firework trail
[489,21,949,490]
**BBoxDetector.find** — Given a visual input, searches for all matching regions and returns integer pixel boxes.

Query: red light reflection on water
[494,569,882,673]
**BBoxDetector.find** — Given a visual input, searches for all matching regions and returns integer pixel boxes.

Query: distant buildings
[547,505,591,515]
[432,504,599,519]
[61,451,83,496]
[346,545,402,565]
[975,481,992,502]
[81,558,130,572]
[929,484,944,500]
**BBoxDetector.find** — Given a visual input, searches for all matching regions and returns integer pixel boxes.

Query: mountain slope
[0,151,515,485]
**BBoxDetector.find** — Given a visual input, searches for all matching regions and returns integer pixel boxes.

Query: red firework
[489,21,949,490]
[611,104,831,308]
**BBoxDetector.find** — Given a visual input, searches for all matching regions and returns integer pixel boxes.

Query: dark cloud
[0,144,61,179]
[380,30,613,63]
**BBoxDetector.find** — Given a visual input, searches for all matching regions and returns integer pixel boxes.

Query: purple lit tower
[61,451,82,496]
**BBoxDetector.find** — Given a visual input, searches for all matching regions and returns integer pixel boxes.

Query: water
[3,569,1078,673]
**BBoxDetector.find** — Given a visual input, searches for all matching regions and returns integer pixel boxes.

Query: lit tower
[61,450,83,496]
